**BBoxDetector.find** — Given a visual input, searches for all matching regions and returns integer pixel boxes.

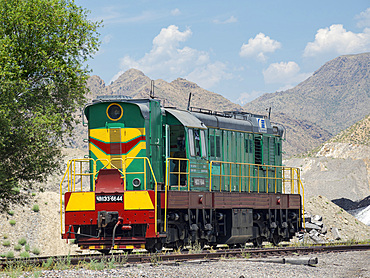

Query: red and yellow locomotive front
[61,97,163,252]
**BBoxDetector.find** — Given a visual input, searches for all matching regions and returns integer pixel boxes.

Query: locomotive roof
[87,96,284,136]
[165,108,207,130]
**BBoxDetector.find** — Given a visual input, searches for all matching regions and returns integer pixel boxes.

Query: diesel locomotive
[60,95,304,253]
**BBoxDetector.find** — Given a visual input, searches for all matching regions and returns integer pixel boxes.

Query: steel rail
[1,244,369,270]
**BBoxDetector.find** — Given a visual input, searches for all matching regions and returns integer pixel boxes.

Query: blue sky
[76,1,370,104]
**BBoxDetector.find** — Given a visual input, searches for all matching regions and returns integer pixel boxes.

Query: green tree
[0,0,101,212]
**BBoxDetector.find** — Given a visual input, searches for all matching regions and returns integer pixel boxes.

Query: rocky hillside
[272,112,332,157]
[329,114,370,146]
[285,113,370,202]
[303,195,370,242]
[243,53,370,136]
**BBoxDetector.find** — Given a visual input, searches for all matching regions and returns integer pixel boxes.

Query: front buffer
[62,169,158,253]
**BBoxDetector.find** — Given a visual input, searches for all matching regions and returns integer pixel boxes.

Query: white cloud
[263,61,311,85]
[213,16,238,24]
[240,33,281,62]
[237,91,265,105]
[112,25,230,89]
[102,34,113,44]
[171,8,181,16]
[98,6,162,24]
[303,24,370,57]
[186,61,231,89]
[356,7,370,28]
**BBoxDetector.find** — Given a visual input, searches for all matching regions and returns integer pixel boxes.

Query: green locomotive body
[61,96,303,252]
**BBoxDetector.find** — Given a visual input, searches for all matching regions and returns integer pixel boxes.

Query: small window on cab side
[188,129,195,157]
[200,130,207,158]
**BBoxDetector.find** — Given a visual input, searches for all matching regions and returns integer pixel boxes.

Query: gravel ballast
[9,250,370,278]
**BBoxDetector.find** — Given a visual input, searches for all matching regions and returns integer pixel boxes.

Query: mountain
[86,69,242,112]
[83,53,370,156]
[243,53,370,136]
[272,113,332,157]
[85,69,332,156]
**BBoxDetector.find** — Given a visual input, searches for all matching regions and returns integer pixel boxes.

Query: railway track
[1,244,369,270]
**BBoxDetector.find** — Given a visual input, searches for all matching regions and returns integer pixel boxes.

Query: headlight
[107,103,123,121]
[132,178,141,187]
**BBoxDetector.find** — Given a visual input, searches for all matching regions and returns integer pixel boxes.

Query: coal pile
[332,195,370,211]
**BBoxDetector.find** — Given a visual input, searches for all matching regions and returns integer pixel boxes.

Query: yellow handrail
[60,157,159,235]
[164,157,190,232]
[60,158,95,235]
[209,160,303,195]
[61,157,305,235]
[165,158,190,190]
[124,157,158,234]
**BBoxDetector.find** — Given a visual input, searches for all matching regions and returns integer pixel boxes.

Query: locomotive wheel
[271,232,281,246]
[252,237,263,248]
[209,243,218,249]
[175,240,184,250]
[199,239,207,249]
[147,242,163,253]
[234,243,245,248]
[98,249,110,255]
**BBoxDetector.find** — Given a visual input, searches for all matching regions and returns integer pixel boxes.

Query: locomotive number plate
[96,195,123,203]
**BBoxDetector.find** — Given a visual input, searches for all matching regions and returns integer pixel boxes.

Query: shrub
[9,219,16,226]
[32,204,40,212]
[6,251,14,259]
[25,244,30,252]
[86,259,105,271]
[14,244,22,251]
[32,193,36,197]
[42,257,54,269]
[18,238,27,246]
[3,234,8,239]
[32,247,41,255]
[20,251,30,258]
[8,210,15,216]
[3,240,11,247]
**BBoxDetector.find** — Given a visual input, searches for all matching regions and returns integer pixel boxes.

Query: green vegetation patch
[5,251,14,259]
[2,240,11,247]
[32,204,40,212]
[32,247,41,255]
[14,244,22,251]
[18,238,27,246]
[20,251,30,258]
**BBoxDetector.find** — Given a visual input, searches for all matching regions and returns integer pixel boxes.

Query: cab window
[188,128,207,157]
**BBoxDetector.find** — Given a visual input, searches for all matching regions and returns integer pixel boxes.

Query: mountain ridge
[243,53,370,135]
[85,53,370,156]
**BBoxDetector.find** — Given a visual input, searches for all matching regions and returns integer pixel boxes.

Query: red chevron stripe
[89,136,146,155]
